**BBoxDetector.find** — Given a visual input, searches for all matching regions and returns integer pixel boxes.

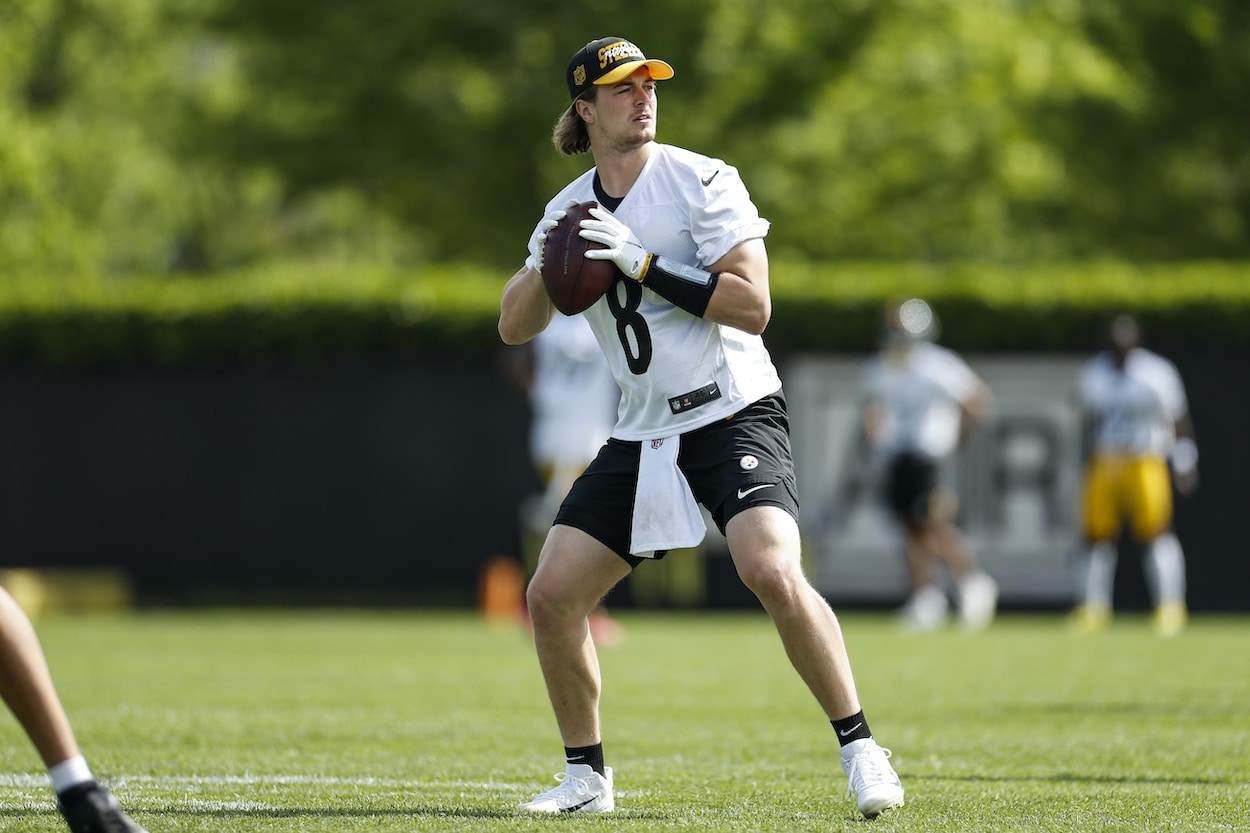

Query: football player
[0,586,148,832]
[861,298,999,631]
[499,36,903,819]
[1072,314,1198,636]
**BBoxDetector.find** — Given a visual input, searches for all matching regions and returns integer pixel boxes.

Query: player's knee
[525,568,600,624]
[524,572,564,620]
[736,557,805,608]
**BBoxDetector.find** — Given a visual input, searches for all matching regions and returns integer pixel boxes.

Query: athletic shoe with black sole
[57,781,148,833]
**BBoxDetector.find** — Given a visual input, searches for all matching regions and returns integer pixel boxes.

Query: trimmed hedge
[1,260,1246,366]
[0,264,499,367]
[766,260,1250,354]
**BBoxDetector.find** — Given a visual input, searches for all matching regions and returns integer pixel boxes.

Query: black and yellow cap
[566,37,674,101]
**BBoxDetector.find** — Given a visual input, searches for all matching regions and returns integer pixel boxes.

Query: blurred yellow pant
[1081,455,1172,543]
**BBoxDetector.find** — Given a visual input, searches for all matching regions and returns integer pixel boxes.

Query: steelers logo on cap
[740,455,759,471]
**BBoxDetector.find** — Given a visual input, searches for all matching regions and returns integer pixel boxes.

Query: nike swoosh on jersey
[737,483,777,499]
[701,170,720,186]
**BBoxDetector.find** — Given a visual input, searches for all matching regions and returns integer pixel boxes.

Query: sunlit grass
[1,610,1246,832]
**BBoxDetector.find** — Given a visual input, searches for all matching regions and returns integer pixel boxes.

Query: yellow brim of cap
[595,58,675,86]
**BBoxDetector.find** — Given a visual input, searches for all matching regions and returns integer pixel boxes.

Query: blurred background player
[503,313,622,645]
[0,586,148,832]
[1072,313,1198,636]
[861,298,999,631]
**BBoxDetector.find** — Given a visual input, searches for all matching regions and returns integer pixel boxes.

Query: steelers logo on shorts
[740,455,759,471]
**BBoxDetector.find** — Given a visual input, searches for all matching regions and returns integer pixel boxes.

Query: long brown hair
[552,92,594,156]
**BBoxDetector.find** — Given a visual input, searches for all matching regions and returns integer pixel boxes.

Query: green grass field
[2,609,1247,832]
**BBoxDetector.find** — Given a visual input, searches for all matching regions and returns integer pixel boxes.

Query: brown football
[540,201,622,315]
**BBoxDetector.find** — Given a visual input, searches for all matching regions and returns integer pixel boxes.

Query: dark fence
[0,355,537,607]
[1,347,1244,611]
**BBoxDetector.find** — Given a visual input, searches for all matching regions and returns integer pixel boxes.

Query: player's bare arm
[957,383,994,445]
[502,199,579,344]
[499,265,555,345]
[1171,413,1200,496]
[862,399,886,444]
[702,237,771,335]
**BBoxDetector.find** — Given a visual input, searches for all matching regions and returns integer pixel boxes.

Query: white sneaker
[841,739,904,818]
[958,571,999,631]
[517,764,614,813]
[899,585,948,631]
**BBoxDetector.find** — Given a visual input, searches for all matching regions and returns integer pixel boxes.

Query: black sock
[564,743,605,776]
[831,711,873,746]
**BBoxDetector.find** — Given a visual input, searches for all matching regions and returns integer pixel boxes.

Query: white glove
[528,199,580,272]
[579,206,652,282]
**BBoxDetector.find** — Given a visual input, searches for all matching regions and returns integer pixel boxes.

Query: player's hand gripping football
[530,199,581,272]
[579,207,651,282]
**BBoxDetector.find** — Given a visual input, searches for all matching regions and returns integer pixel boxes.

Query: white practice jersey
[862,341,981,459]
[529,313,619,468]
[528,143,779,440]
[1077,348,1187,457]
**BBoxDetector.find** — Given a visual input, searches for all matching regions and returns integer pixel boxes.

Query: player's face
[589,69,658,152]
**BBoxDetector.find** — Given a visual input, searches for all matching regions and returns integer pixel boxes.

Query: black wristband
[642,256,719,317]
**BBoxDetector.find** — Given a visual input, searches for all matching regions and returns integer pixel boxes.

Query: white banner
[786,355,1086,605]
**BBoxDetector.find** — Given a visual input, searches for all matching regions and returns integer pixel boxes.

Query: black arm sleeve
[642,256,719,317]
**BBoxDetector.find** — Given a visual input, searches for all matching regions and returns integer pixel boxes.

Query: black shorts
[555,392,800,567]
[884,452,939,525]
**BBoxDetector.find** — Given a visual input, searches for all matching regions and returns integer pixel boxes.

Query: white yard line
[0,773,530,790]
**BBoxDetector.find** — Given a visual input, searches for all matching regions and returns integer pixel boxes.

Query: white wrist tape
[1170,437,1198,475]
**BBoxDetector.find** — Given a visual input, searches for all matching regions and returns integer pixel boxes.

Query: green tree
[0,0,419,277]
[1061,0,1250,258]
[2,0,1248,276]
[175,0,1250,266]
